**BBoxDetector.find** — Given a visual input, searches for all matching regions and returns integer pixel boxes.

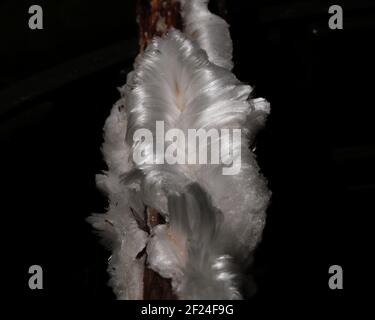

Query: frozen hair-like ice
[89,0,270,300]
[179,0,233,70]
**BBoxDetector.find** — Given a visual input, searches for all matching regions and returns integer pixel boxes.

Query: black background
[1,0,373,307]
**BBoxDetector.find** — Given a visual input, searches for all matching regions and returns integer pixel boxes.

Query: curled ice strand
[89,0,271,300]
[179,0,233,70]
[124,28,270,260]
[146,182,243,299]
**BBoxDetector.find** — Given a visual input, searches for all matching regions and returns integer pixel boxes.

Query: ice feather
[179,0,234,70]
[89,0,270,300]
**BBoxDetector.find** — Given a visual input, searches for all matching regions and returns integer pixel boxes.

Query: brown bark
[136,0,183,53]
[139,207,177,299]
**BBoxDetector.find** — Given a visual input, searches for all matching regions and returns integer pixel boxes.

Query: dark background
[1,0,374,306]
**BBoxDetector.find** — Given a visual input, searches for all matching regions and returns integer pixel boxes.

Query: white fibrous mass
[89,0,271,300]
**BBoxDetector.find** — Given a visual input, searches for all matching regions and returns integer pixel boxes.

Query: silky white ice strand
[89,0,270,300]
